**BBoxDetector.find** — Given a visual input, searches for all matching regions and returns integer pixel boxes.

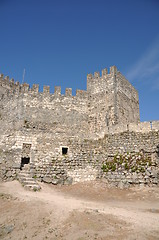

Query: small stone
[5,224,14,234]
[43,176,52,183]
[64,177,73,185]
[6,171,12,177]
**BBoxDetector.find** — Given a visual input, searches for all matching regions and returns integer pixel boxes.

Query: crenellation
[15,81,20,86]
[21,83,30,92]
[65,88,72,96]
[76,89,87,98]
[54,86,61,95]
[0,65,159,188]
[110,66,117,75]
[87,73,93,80]
[94,71,100,78]
[43,85,50,94]
[32,84,39,93]
[0,73,4,79]
[10,78,15,84]
[102,68,108,76]
[4,76,9,82]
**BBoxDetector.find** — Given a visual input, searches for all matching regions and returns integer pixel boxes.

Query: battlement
[0,65,120,97]
[0,72,88,99]
[0,65,140,131]
[87,66,118,80]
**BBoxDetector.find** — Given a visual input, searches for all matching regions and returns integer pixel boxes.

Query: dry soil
[0,180,159,240]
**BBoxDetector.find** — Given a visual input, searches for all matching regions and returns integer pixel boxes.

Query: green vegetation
[101,151,153,173]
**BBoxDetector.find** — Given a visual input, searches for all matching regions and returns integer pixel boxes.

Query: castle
[0,66,159,189]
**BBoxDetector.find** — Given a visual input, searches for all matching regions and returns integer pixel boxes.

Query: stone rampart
[0,66,159,188]
[97,121,159,137]
[0,129,158,187]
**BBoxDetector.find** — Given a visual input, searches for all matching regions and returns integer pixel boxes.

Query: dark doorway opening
[62,147,68,155]
[20,157,30,170]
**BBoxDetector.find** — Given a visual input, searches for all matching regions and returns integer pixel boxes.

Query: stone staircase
[18,164,41,191]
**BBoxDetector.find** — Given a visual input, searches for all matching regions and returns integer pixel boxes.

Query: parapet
[43,86,50,94]
[21,83,30,92]
[94,72,100,78]
[102,68,108,76]
[54,86,61,95]
[76,89,87,98]
[10,78,15,85]
[0,72,87,100]
[0,73,20,91]
[32,84,39,93]
[87,65,118,80]
[87,73,93,80]
[4,76,9,82]
[65,88,72,96]
[110,66,117,75]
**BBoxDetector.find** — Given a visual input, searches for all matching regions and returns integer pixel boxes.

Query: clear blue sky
[0,0,159,122]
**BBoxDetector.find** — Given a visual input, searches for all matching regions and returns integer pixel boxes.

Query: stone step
[20,177,37,184]
[18,173,31,178]
[18,170,41,191]
[20,176,35,180]
[22,176,36,181]
[19,171,28,174]
[22,181,38,185]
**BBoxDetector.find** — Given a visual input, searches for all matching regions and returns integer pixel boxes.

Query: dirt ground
[0,180,159,240]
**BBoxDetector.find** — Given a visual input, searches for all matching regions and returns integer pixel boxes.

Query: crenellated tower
[87,66,140,136]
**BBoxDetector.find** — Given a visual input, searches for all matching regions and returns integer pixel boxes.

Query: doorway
[20,157,30,170]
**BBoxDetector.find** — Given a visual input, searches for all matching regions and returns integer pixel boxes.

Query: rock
[152,179,158,184]
[147,167,152,172]
[12,163,20,169]
[118,181,124,189]
[145,170,151,176]
[43,176,52,183]
[52,179,59,185]
[6,171,12,177]
[64,176,73,185]
[5,224,14,234]
[151,170,158,178]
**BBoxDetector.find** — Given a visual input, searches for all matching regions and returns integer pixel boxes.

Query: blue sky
[0,0,159,122]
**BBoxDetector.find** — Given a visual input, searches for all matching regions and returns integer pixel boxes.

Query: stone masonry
[0,66,159,189]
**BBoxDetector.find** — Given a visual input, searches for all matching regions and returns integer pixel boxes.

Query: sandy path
[0,181,159,240]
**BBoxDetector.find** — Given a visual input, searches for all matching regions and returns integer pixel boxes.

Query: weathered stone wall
[0,74,89,140]
[25,130,159,186]
[22,89,89,139]
[0,66,140,140]
[101,121,159,136]
[87,68,117,136]
[0,129,158,186]
[116,71,140,125]
[0,68,159,188]
[86,66,140,138]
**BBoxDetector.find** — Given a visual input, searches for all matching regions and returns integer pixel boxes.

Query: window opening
[62,147,68,155]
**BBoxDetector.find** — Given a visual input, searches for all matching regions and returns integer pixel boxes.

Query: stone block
[43,176,52,183]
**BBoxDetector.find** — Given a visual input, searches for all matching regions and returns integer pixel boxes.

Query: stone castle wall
[87,66,140,138]
[0,67,159,187]
[0,66,140,139]
[0,129,159,187]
